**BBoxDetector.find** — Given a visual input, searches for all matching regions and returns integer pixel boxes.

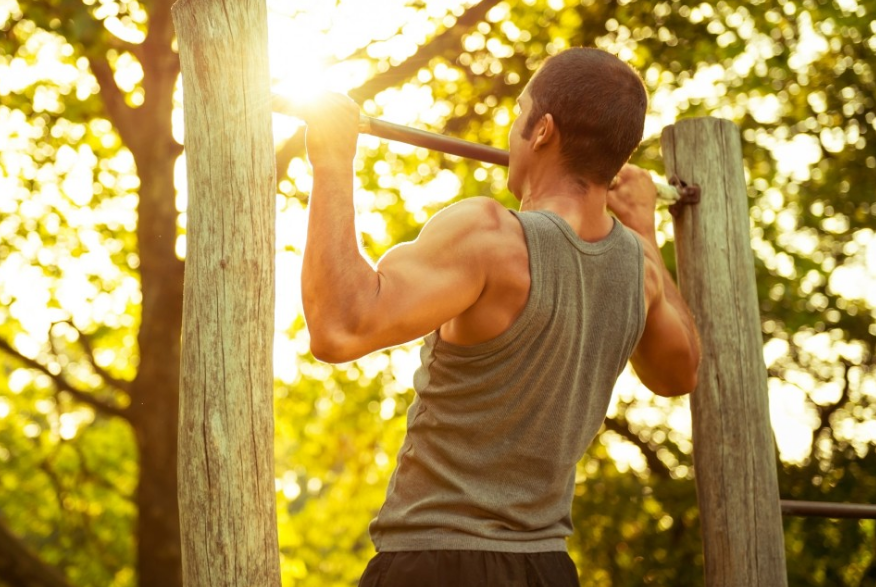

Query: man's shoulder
[431,197,519,237]
[435,196,506,221]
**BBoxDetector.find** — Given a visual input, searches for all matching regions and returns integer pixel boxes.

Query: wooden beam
[662,118,788,587]
[172,1,281,585]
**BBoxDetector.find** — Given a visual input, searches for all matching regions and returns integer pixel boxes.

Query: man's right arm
[607,165,701,397]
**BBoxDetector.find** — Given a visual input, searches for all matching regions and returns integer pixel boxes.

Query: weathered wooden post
[173,1,281,585]
[662,118,788,586]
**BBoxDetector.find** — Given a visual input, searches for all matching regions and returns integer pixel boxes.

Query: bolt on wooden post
[662,117,788,587]
[173,0,281,585]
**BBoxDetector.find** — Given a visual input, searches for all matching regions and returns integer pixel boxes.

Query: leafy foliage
[1,0,874,586]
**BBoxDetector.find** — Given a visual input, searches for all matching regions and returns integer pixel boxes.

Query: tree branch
[68,439,134,501]
[0,338,129,420]
[38,458,68,520]
[815,358,853,435]
[54,321,133,395]
[106,35,144,62]
[41,451,101,565]
[326,22,407,65]
[348,0,504,103]
[0,517,73,587]
[87,54,139,151]
[602,416,672,479]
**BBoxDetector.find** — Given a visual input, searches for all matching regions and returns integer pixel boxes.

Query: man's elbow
[303,305,368,363]
[655,354,700,397]
[307,314,381,363]
[652,370,698,397]
[309,337,340,363]
[309,330,360,364]
[304,289,384,363]
[639,349,700,397]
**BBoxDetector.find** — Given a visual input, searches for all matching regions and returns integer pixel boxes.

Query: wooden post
[173,1,280,586]
[661,118,788,587]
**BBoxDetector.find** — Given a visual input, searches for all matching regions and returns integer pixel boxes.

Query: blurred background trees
[0,0,874,586]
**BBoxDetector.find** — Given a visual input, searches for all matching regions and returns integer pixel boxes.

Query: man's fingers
[272,93,313,121]
[272,91,358,123]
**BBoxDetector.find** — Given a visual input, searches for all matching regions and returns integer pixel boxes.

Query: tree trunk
[172,1,280,586]
[130,146,185,587]
[661,117,788,587]
[127,4,187,583]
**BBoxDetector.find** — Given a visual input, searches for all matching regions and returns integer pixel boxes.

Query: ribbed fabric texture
[370,209,646,553]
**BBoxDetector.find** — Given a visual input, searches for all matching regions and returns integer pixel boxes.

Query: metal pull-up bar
[357,115,709,211]
[272,95,694,206]
[781,500,876,519]
[357,115,510,166]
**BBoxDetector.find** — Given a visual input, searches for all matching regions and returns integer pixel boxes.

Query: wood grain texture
[662,118,788,587]
[172,0,280,585]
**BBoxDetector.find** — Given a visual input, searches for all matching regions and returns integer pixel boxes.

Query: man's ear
[532,113,556,151]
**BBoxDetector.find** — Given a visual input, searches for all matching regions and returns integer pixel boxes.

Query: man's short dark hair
[522,47,647,187]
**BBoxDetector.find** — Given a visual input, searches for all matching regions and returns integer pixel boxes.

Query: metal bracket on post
[668,175,701,218]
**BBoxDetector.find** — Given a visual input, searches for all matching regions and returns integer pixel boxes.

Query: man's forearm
[629,220,702,358]
[658,263,700,349]
[301,164,377,337]
[608,166,702,393]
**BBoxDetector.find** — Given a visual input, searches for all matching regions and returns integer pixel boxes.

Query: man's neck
[518,177,614,243]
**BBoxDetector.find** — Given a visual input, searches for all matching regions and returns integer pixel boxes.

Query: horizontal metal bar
[359,115,510,166]
[270,96,680,203]
[780,499,876,519]
[358,115,680,204]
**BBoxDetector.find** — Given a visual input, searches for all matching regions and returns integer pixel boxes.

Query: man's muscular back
[437,195,668,356]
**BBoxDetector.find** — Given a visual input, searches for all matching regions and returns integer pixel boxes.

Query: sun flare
[265,2,378,114]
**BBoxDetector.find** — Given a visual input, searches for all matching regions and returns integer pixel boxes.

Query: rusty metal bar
[780,499,876,519]
[358,115,683,204]
[270,95,684,204]
[358,115,510,166]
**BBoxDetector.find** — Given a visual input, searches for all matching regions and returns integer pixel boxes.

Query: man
[298,47,701,586]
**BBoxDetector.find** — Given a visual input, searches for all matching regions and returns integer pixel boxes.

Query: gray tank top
[370,209,646,552]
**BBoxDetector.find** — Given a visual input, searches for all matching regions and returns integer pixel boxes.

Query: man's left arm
[607,164,701,396]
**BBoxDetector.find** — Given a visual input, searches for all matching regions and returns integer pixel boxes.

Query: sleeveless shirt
[369,209,646,552]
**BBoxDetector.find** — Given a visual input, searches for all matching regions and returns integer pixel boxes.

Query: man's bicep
[358,207,488,349]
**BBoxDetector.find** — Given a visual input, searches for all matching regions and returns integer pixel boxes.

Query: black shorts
[358,550,580,587]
